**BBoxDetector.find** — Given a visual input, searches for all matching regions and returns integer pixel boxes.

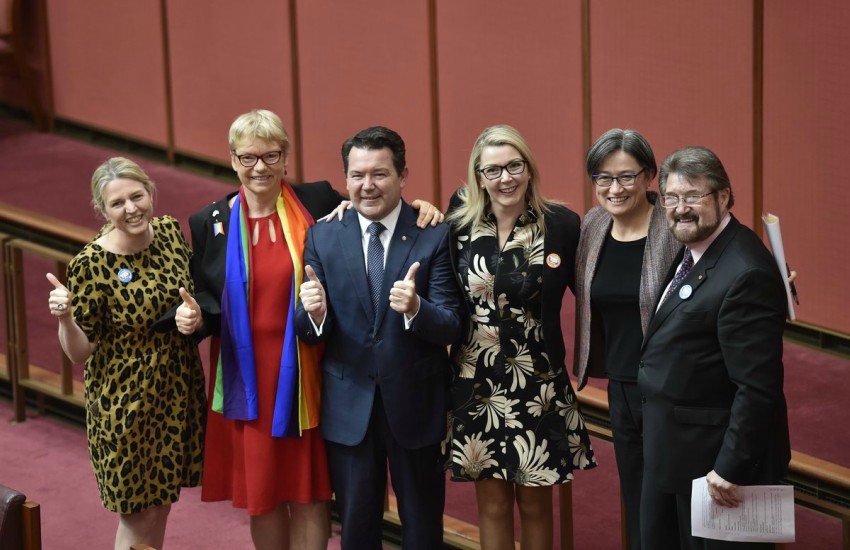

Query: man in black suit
[638,146,791,549]
[294,126,463,550]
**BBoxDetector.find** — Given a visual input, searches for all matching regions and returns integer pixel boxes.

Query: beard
[668,201,721,244]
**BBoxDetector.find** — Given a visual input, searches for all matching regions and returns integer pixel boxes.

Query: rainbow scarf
[213,183,322,437]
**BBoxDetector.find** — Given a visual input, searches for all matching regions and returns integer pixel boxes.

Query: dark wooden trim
[427,0,443,208]
[287,0,304,183]
[0,202,94,246]
[159,0,176,164]
[753,0,764,237]
[37,0,55,130]
[581,0,592,213]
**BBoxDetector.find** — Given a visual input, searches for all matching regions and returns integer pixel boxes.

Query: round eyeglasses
[233,150,283,168]
[478,160,527,180]
[591,169,645,188]
[660,191,716,208]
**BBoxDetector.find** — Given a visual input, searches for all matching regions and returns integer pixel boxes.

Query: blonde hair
[90,157,155,214]
[446,124,554,232]
[228,109,290,156]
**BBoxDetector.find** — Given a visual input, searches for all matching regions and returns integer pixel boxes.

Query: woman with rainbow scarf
[174,109,440,550]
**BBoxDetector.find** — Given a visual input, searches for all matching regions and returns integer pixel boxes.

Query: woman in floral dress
[446,125,596,549]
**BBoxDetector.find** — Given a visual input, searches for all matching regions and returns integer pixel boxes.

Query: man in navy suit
[294,126,463,550]
[638,146,791,549]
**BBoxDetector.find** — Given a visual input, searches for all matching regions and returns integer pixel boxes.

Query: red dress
[201,213,332,516]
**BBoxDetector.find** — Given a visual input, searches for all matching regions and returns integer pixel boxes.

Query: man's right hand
[300,265,327,326]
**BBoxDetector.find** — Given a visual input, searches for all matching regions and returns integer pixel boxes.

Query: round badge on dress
[546,253,561,268]
[679,284,693,300]
[117,268,133,284]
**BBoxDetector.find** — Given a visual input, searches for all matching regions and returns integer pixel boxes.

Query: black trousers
[609,379,644,550]
[640,483,776,549]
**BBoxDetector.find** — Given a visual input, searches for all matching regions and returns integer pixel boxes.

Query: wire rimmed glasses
[660,191,716,208]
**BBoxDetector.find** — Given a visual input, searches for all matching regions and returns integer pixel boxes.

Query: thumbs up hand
[175,287,202,335]
[390,262,421,315]
[46,272,72,318]
[300,265,327,325]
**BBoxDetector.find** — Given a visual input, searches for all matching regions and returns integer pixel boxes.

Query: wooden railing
[0,202,93,420]
[2,201,849,549]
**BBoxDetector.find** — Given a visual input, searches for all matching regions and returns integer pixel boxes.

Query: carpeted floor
[1,116,846,548]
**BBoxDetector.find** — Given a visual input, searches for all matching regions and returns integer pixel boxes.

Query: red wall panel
[296,1,435,199]
[436,0,584,211]
[45,0,168,145]
[590,1,754,225]
[166,0,296,165]
[764,1,850,333]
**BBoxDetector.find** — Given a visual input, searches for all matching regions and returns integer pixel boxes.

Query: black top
[590,233,646,382]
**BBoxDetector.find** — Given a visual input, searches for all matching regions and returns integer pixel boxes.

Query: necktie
[661,247,693,305]
[366,222,386,312]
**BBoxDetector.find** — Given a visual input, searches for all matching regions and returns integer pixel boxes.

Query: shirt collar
[357,199,403,237]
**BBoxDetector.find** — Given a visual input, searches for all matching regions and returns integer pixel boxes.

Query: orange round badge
[546,253,561,268]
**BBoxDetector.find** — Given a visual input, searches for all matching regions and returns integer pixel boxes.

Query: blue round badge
[117,268,133,284]
[678,284,693,300]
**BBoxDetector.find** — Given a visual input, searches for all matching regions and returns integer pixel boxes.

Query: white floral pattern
[449,211,596,486]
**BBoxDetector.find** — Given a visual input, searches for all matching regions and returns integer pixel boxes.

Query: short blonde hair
[447,124,554,232]
[228,109,290,156]
[90,157,155,214]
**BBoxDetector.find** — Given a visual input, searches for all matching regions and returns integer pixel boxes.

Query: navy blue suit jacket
[294,201,463,449]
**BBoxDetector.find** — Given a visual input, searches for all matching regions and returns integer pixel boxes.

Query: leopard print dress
[68,215,206,514]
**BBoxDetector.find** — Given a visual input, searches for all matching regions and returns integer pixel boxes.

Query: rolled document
[762,213,796,321]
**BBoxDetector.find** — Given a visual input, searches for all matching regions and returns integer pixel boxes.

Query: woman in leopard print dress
[47,157,206,550]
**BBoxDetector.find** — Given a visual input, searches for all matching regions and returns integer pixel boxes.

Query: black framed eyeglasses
[660,191,716,208]
[233,150,283,168]
[478,160,527,180]
[591,169,645,188]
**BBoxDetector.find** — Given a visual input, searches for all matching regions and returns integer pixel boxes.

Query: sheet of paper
[691,477,795,543]
[762,213,796,320]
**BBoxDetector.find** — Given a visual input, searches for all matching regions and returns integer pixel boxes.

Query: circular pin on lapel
[117,268,133,284]
[679,284,693,300]
[546,253,561,268]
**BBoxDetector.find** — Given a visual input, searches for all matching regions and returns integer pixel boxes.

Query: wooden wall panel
[295,1,435,198]
[589,1,754,224]
[764,1,850,333]
[436,0,585,211]
[166,0,295,165]
[44,0,168,145]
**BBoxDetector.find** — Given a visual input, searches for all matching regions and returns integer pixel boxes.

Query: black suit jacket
[183,181,342,338]
[638,215,791,494]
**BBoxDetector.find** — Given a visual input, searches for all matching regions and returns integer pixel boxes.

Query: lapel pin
[679,284,693,300]
[213,222,224,236]
[546,253,561,268]
[402,235,408,241]
[117,268,133,284]
[212,209,219,217]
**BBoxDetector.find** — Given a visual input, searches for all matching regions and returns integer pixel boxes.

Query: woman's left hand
[410,199,444,228]
[321,200,352,222]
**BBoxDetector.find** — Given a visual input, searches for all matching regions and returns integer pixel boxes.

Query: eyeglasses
[478,160,527,180]
[660,191,716,208]
[233,150,283,168]
[591,169,645,188]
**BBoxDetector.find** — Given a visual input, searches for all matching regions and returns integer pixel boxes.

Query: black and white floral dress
[448,210,596,485]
